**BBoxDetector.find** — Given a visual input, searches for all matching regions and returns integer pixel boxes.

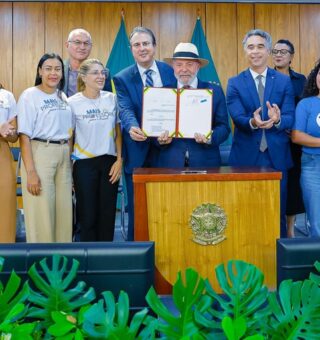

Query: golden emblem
[189,203,227,245]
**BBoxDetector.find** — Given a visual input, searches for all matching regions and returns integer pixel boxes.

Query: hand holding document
[142,87,213,138]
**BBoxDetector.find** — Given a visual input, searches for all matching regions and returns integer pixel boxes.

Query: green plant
[146,267,210,339]
[82,290,155,339]
[26,254,96,332]
[221,316,264,340]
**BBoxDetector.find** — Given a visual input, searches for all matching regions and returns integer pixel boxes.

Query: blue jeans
[300,152,320,237]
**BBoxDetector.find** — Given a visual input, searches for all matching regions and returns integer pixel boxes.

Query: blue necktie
[257,75,267,152]
[145,69,154,87]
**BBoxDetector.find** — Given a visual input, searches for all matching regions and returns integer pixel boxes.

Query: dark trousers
[73,154,119,241]
[256,151,288,238]
[125,172,134,241]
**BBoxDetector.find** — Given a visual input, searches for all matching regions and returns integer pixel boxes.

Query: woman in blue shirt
[292,59,320,237]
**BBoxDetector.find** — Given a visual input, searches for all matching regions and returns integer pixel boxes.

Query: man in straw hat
[154,42,230,168]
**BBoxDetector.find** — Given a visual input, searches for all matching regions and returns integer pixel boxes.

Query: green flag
[191,17,232,145]
[106,17,134,77]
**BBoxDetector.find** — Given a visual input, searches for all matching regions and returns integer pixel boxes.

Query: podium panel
[133,167,281,294]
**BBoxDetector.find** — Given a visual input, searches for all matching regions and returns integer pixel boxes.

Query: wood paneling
[0,3,13,92]
[206,3,237,90]
[13,3,44,97]
[300,4,320,77]
[255,4,301,73]
[45,3,63,56]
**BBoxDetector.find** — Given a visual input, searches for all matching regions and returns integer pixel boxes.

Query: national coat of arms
[189,203,227,245]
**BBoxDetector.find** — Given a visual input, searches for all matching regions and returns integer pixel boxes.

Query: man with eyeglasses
[272,39,307,237]
[226,29,295,238]
[113,26,176,241]
[64,28,111,97]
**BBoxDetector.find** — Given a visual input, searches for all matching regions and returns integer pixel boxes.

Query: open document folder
[142,87,213,138]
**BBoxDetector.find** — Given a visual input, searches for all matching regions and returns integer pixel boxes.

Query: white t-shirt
[0,89,16,124]
[68,91,120,160]
[17,87,73,140]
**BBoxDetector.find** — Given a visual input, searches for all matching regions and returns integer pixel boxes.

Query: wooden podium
[133,167,281,294]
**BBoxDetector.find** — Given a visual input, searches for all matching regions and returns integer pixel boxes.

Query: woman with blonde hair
[68,59,122,241]
[0,84,18,242]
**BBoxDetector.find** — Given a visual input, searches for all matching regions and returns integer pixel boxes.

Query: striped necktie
[145,69,154,87]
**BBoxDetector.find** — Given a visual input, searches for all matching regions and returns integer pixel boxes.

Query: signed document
[142,87,213,138]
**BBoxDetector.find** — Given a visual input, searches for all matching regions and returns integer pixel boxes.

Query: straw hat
[164,42,209,68]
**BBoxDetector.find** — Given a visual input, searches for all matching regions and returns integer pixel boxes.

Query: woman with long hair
[18,53,73,242]
[0,84,18,242]
[68,59,122,241]
[292,59,320,237]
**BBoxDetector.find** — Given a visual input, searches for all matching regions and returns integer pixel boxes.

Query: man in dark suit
[63,28,112,97]
[155,42,230,167]
[113,26,176,241]
[226,29,295,237]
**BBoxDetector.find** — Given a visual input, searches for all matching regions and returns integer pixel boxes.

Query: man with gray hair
[64,28,111,96]
[226,29,295,237]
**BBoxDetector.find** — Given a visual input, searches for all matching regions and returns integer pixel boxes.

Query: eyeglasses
[272,49,292,56]
[131,41,152,49]
[86,70,108,77]
[68,40,92,48]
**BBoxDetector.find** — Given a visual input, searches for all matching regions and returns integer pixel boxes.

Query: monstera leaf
[221,316,264,340]
[266,279,320,338]
[26,254,95,328]
[309,261,320,285]
[83,290,154,339]
[196,260,269,336]
[146,267,210,339]
[0,257,30,323]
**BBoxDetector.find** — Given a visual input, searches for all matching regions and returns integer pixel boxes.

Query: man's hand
[267,101,281,124]
[194,133,210,144]
[129,126,147,141]
[252,107,274,129]
[158,130,172,145]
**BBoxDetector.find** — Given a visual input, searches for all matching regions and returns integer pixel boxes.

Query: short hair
[67,28,92,43]
[243,29,272,51]
[34,53,65,91]
[129,26,156,46]
[274,39,295,54]
[303,59,320,98]
[77,58,108,92]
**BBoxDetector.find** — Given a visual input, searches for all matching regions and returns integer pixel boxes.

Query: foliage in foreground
[0,254,319,339]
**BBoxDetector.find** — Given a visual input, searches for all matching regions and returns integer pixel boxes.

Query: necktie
[256,75,267,152]
[145,69,154,87]
[183,85,191,89]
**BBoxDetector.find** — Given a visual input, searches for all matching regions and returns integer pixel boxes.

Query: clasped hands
[251,101,280,129]
[0,117,16,138]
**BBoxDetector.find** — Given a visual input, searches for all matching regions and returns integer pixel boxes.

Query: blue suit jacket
[113,61,176,174]
[227,67,295,171]
[155,79,230,168]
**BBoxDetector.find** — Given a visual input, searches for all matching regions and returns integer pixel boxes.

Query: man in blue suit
[155,42,230,167]
[113,27,176,241]
[226,29,295,237]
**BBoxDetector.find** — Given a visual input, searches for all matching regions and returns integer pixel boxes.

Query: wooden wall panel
[0,3,13,92]
[45,3,63,56]
[255,4,301,73]
[142,2,205,61]
[13,3,44,98]
[206,3,237,90]
[300,5,320,77]
[237,4,254,74]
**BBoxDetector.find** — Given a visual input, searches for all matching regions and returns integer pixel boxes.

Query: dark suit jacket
[154,79,230,168]
[63,59,112,97]
[227,67,295,171]
[113,61,176,174]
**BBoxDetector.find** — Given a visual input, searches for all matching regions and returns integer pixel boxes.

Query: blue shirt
[294,96,320,154]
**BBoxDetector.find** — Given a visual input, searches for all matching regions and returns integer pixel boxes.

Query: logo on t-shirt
[316,113,320,127]
[41,99,67,111]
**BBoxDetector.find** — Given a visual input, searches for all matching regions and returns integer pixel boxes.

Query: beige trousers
[0,140,16,243]
[21,140,72,242]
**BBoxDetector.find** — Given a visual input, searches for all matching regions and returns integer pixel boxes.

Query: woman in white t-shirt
[18,53,73,243]
[68,59,122,241]
[0,85,18,242]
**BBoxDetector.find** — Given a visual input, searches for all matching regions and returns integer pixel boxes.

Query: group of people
[0,25,319,244]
